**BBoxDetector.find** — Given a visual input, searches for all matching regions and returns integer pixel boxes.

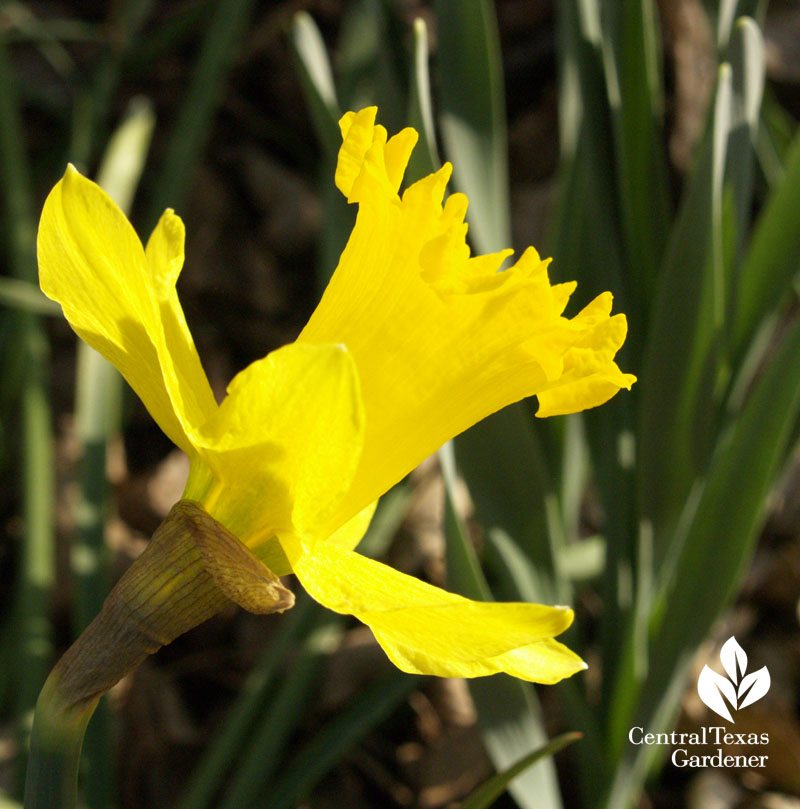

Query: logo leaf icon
[738,665,770,710]
[697,665,737,722]
[720,636,747,684]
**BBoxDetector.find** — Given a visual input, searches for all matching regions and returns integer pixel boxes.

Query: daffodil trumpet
[26,107,634,809]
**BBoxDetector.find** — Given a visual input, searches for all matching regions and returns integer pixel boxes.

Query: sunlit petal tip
[442,191,469,222]
[338,106,376,137]
[384,127,418,191]
[535,368,635,418]
[53,163,126,233]
[146,208,186,295]
[402,163,453,211]
[490,638,588,683]
[345,132,398,205]
[337,109,357,139]
[335,107,380,199]
[336,108,409,204]
[511,245,545,274]
[552,280,578,315]
[577,290,615,321]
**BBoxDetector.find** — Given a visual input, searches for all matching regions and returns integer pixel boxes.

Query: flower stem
[22,503,227,809]
[22,501,293,809]
[23,671,96,809]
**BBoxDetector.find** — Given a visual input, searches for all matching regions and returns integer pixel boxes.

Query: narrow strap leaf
[461,732,581,809]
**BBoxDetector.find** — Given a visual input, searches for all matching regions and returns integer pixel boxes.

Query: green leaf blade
[461,732,581,809]
[434,0,510,253]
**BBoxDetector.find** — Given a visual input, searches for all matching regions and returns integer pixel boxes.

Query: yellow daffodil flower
[38,107,634,685]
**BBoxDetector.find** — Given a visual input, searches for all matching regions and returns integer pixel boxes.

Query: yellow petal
[326,500,378,550]
[145,209,220,438]
[185,342,365,548]
[300,110,636,531]
[336,108,377,199]
[145,208,185,295]
[281,539,586,684]
[37,166,217,453]
[250,499,377,578]
[335,107,418,205]
[537,296,637,417]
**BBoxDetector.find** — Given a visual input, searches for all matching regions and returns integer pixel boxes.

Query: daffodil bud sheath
[24,500,293,809]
